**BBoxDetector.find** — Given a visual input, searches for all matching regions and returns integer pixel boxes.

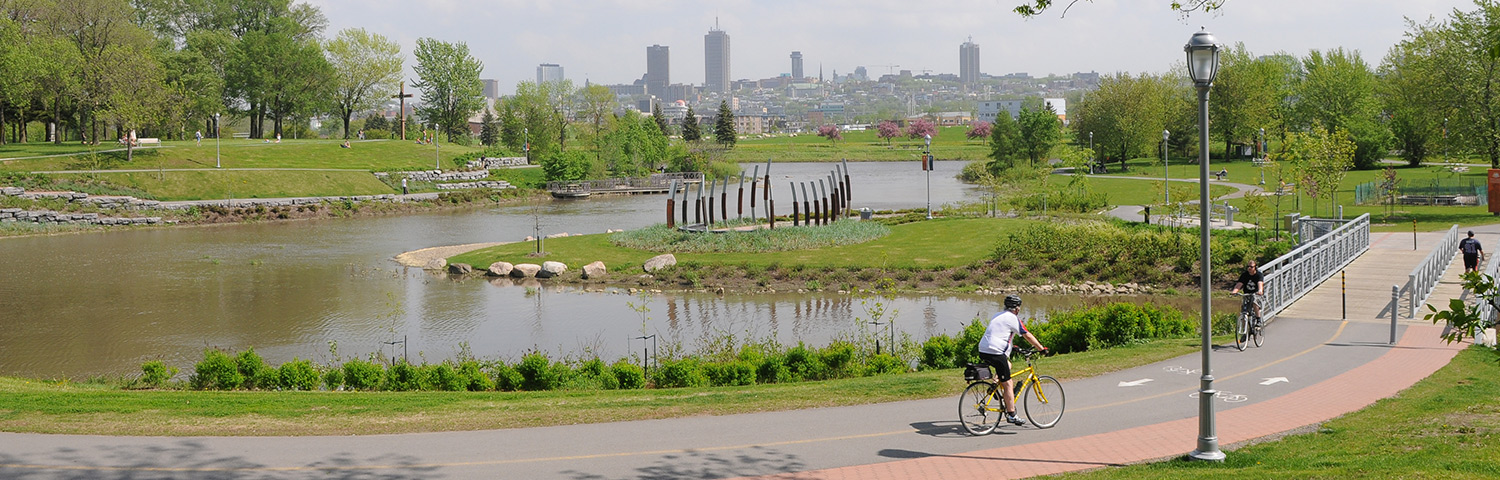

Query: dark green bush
[191,349,242,390]
[490,362,524,391]
[276,359,320,391]
[516,352,560,391]
[704,361,756,386]
[818,342,856,379]
[783,343,823,381]
[864,353,907,375]
[342,359,385,390]
[139,360,176,388]
[652,359,707,388]
[457,360,494,391]
[323,367,345,390]
[384,362,424,391]
[920,335,960,369]
[427,363,465,391]
[235,348,277,390]
[1029,303,1197,354]
[756,354,792,384]
[610,361,646,389]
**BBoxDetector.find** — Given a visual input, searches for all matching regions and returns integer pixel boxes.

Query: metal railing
[1459,250,1500,340]
[1259,213,1371,321]
[1384,225,1459,320]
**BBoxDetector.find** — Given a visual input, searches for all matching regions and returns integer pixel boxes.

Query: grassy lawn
[449,216,1032,270]
[0,338,1198,436]
[53,170,397,201]
[0,139,484,173]
[724,126,991,163]
[1063,345,1500,479]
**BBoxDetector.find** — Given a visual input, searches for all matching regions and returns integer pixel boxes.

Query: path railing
[1383,225,1459,320]
[1260,213,1370,320]
[1460,248,1500,339]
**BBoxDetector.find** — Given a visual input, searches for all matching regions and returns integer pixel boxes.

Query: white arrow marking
[1118,378,1154,387]
[1260,377,1289,385]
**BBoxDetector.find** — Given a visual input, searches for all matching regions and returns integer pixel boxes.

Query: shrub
[191,349,242,390]
[920,335,960,369]
[756,355,792,384]
[783,343,823,381]
[277,359,320,391]
[384,362,425,391]
[1028,302,1197,354]
[457,360,494,391]
[864,353,907,375]
[490,362,525,391]
[139,360,177,388]
[818,342,857,379]
[342,359,385,390]
[427,363,465,391]
[323,367,345,390]
[516,352,560,391]
[652,358,708,388]
[235,348,277,390]
[704,361,756,386]
[610,361,646,389]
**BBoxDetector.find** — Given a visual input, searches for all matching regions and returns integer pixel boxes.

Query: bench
[1252,158,1270,167]
[232,133,250,139]
[137,138,160,146]
[1399,195,1460,206]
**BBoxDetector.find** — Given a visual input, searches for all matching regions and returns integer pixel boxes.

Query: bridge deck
[1277,231,1464,323]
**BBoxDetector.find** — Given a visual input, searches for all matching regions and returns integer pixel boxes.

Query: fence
[1355,179,1488,206]
[1259,214,1370,321]
[1382,225,1460,320]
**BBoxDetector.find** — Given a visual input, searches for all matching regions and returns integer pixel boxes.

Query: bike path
[0,318,1459,480]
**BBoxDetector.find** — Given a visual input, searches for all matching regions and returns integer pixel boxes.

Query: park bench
[137,138,160,146]
[1252,158,1270,167]
[1399,195,1460,206]
[232,133,250,139]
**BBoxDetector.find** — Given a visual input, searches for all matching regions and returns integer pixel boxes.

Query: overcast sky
[304,0,1476,96]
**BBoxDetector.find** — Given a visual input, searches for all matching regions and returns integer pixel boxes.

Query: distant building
[481,79,499,99]
[854,66,868,81]
[907,111,974,127]
[663,84,697,104]
[960,38,980,85]
[790,51,804,80]
[977,98,1067,124]
[536,64,564,84]
[646,45,670,99]
[704,24,731,94]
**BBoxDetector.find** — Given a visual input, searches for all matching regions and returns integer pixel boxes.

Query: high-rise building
[481,79,500,99]
[536,64,564,84]
[790,51,803,80]
[704,23,731,94]
[854,66,868,81]
[960,38,980,85]
[646,45,670,99]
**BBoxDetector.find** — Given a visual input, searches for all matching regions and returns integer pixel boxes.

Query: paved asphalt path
[0,317,1405,480]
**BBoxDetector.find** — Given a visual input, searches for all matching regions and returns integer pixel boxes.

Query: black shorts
[1465,253,1479,270]
[978,352,1013,382]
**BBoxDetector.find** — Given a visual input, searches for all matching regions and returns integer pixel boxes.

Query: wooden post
[790,182,800,226]
[392,82,413,141]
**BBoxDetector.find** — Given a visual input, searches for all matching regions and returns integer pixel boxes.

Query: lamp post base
[1188,448,1226,462]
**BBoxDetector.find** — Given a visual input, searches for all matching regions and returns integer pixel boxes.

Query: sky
[304,0,1477,96]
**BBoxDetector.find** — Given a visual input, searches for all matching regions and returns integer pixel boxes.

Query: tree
[599,110,668,177]
[987,111,1021,172]
[100,43,167,161]
[365,112,388,132]
[1293,48,1390,169]
[1381,3,1500,167]
[1211,43,1290,160]
[1279,125,1355,217]
[479,108,498,146]
[817,124,842,143]
[578,83,614,139]
[681,106,701,141]
[713,100,735,146]
[906,118,936,140]
[1017,102,1062,167]
[1013,0,1225,17]
[1069,72,1182,170]
[506,80,569,157]
[966,121,992,140]
[412,37,483,142]
[876,120,900,145]
[325,28,401,139]
[651,101,668,135]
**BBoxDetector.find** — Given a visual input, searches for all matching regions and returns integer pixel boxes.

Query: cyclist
[1230,260,1266,324]
[978,294,1048,427]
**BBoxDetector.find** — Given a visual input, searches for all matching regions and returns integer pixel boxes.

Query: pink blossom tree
[817,124,843,143]
[966,121,992,140]
[876,120,901,145]
[906,118,937,140]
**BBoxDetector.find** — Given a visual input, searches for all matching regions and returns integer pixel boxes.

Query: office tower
[481,79,500,99]
[791,51,803,80]
[854,66,867,81]
[704,23,730,94]
[646,45,670,99]
[960,38,980,85]
[536,64,564,84]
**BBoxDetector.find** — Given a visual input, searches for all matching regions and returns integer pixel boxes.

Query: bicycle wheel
[1252,317,1265,348]
[1234,313,1249,351]
[1022,375,1065,428]
[959,382,999,435]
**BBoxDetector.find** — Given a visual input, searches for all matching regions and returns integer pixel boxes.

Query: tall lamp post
[1259,127,1266,185]
[1163,130,1170,207]
[214,113,221,169]
[433,123,441,171]
[924,133,933,219]
[1185,26,1225,463]
[1089,131,1095,172]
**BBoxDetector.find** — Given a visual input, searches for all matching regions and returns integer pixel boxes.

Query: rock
[524,236,535,242]
[546,232,569,239]
[643,254,676,272]
[582,261,607,279]
[424,258,447,270]
[487,262,514,276]
[448,263,473,275]
[511,263,542,278]
[538,261,567,278]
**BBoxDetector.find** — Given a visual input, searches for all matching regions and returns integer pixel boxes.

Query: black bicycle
[1235,292,1265,351]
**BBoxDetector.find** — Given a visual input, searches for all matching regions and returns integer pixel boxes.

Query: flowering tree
[876,120,901,145]
[967,121,992,140]
[817,124,843,143]
[907,118,937,140]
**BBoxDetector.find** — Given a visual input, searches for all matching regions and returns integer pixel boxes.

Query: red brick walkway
[741,324,1463,480]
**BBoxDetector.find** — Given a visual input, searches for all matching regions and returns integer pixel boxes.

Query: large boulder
[545,232,569,239]
[487,262,514,277]
[447,263,473,275]
[538,261,568,278]
[424,258,447,270]
[511,263,542,278]
[582,261,607,279]
[643,254,676,273]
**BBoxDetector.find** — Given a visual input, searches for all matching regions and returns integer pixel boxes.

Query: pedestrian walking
[401,178,408,195]
[1460,230,1485,274]
[195,130,202,146]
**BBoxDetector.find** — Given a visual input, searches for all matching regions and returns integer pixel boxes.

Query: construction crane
[873,64,900,75]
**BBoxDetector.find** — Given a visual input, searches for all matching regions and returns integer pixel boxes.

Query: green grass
[0,338,1197,436]
[1062,345,1500,479]
[724,126,991,163]
[53,170,396,200]
[0,138,484,173]
[450,216,1032,270]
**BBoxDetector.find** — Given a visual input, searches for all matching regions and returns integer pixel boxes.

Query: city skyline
[306,0,1473,96]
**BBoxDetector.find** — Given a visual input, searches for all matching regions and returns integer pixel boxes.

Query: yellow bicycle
[958,348,1065,435]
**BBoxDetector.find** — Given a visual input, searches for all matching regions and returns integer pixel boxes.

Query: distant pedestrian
[401,178,408,195]
[195,130,202,146]
[1460,231,1485,274]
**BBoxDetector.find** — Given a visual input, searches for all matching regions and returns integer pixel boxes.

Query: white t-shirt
[978,310,1027,356]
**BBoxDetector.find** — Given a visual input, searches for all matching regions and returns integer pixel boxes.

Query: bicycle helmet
[1004,294,1023,309]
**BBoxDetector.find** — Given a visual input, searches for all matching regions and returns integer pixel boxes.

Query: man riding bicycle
[978,295,1049,426]
[1231,260,1266,324]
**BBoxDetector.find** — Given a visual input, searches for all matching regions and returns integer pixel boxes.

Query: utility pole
[392,82,413,140]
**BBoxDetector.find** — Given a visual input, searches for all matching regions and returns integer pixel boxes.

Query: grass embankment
[0,338,1197,436]
[1068,345,1500,479]
[0,138,483,172]
[724,126,990,163]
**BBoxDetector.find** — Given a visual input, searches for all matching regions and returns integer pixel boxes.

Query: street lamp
[1259,127,1266,185]
[1163,129,1170,207]
[433,123,440,171]
[214,113,221,169]
[1089,131,1095,172]
[924,133,933,219]
[1185,26,1224,463]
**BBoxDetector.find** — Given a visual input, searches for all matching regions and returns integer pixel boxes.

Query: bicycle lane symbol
[1164,366,1198,375]
[1188,390,1249,403]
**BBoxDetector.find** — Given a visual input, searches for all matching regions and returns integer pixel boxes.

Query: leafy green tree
[506,80,569,157]
[987,111,1020,171]
[1211,43,1290,159]
[497,98,522,150]
[1070,72,1180,169]
[479,108,498,146]
[651,101,668,135]
[1013,0,1224,16]
[412,37,483,142]
[325,28,402,139]
[1293,48,1390,169]
[100,43,167,161]
[1279,125,1355,217]
[713,100,736,146]
[682,106,701,142]
[1017,100,1062,167]
[600,110,668,177]
[1381,3,1500,167]
[0,17,40,144]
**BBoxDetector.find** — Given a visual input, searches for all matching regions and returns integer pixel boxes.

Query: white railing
[1259,213,1371,320]
[1403,225,1460,319]
[1460,249,1500,340]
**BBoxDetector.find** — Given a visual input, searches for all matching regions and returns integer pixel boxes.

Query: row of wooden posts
[665,159,854,230]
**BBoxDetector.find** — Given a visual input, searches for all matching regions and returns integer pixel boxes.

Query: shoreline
[394,241,512,267]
